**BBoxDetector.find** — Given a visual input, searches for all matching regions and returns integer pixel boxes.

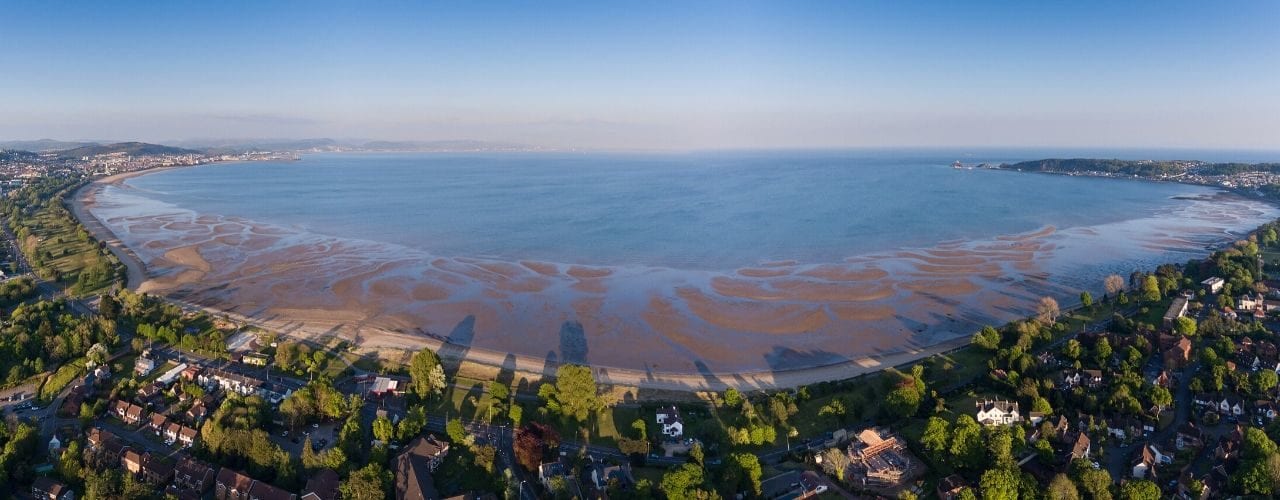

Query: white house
[1202,277,1225,294]
[975,399,1022,426]
[1218,396,1246,417]
[134,357,156,377]
[655,406,684,438]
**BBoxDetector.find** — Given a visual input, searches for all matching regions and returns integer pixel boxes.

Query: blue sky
[1,1,1277,150]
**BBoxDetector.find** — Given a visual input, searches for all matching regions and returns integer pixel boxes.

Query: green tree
[409,348,446,398]
[921,416,950,455]
[723,387,743,408]
[1244,427,1279,460]
[987,427,1015,468]
[1095,337,1113,366]
[631,418,648,440]
[949,415,984,470]
[1076,464,1113,500]
[979,468,1019,500]
[1047,474,1079,500]
[972,326,1002,350]
[819,447,849,482]
[723,452,762,497]
[340,463,392,500]
[1118,480,1159,500]
[1080,291,1093,309]
[1257,370,1279,394]
[1174,316,1197,336]
[542,364,600,422]
[1063,339,1082,360]
[660,463,718,500]
[372,415,395,444]
[884,384,921,419]
[1149,386,1172,418]
[1141,275,1161,302]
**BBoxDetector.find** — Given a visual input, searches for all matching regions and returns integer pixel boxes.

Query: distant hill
[0,149,39,161]
[359,140,537,152]
[56,142,200,159]
[1005,158,1280,178]
[0,139,97,152]
[173,138,341,154]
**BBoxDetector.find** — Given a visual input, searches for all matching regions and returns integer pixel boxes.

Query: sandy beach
[69,165,1280,392]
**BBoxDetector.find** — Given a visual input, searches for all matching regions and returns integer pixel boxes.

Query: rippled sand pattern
[83,181,1280,377]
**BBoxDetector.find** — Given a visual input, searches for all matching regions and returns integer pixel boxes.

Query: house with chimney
[656,406,684,438]
[123,450,175,484]
[1165,337,1193,369]
[32,477,75,500]
[300,469,340,500]
[395,435,451,499]
[172,455,216,494]
[975,399,1022,426]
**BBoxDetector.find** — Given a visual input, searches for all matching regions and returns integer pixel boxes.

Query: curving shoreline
[68,163,1280,391]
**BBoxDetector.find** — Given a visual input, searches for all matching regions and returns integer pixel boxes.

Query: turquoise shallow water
[87,150,1280,374]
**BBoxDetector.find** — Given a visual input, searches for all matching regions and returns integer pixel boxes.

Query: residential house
[135,356,156,376]
[248,480,296,500]
[1132,444,1169,480]
[87,428,129,463]
[1238,293,1263,312]
[172,455,216,494]
[1218,395,1246,417]
[149,413,169,435]
[1176,423,1205,451]
[115,401,147,425]
[243,353,271,367]
[198,369,292,403]
[32,477,75,500]
[975,399,1022,426]
[394,436,450,499]
[1162,297,1189,327]
[1165,337,1193,369]
[936,475,968,500]
[656,405,684,438]
[123,450,175,484]
[165,423,182,444]
[1153,370,1173,389]
[1061,371,1083,389]
[1081,370,1104,388]
[215,468,256,500]
[1202,277,1225,294]
[179,425,198,448]
[185,402,208,424]
[1067,432,1091,461]
[1257,401,1279,421]
[301,469,340,500]
[588,463,634,492]
[1177,472,1212,500]
[181,366,202,381]
[369,376,403,396]
[137,383,162,400]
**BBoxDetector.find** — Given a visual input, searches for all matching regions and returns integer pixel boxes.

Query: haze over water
[88,151,1280,377]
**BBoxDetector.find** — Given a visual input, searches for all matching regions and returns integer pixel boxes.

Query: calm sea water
[120,150,1271,271]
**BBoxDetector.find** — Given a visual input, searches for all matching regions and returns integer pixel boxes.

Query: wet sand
[71,169,1280,391]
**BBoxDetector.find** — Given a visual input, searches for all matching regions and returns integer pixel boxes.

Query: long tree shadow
[439,315,476,381]
[558,320,589,365]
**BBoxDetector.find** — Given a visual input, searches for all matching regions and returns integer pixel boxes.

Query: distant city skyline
[1,1,1278,150]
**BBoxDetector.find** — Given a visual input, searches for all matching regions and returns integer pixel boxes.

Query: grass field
[13,186,121,296]
[39,361,84,403]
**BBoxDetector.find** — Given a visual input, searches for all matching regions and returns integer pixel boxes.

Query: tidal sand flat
[78,152,1280,389]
